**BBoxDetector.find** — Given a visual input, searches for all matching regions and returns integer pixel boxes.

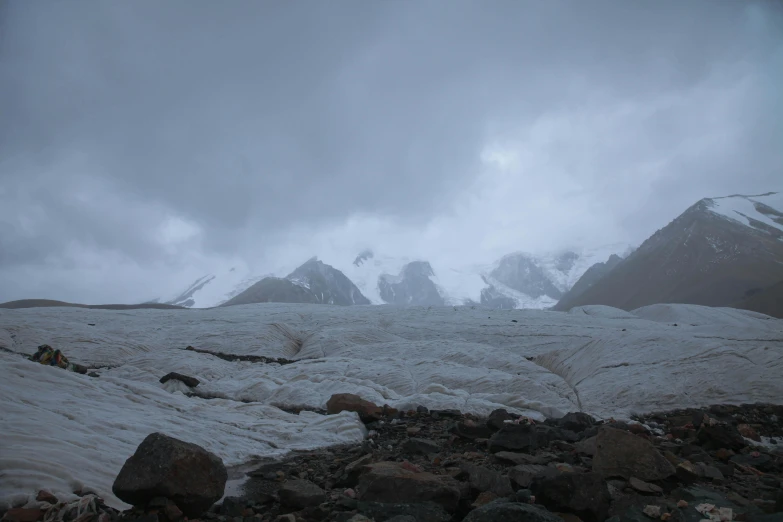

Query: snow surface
[706,192,783,234]
[2,303,781,510]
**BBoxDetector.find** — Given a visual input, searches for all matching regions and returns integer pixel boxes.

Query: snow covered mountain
[554,192,783,313]
[165,266,267,308]
[220,257,371,307]
[164,245,630,309]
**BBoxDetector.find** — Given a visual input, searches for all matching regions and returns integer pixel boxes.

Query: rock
[642,505,660,518]
[530,471,611,522]
[514,489,533,503]
[385,517,418,522]
[450,421,494,440]
[459,463,514,496]
[278,479,326,509]
[489,424,576,453]
[472,492,499,507]
[112,432,227,518]
[35,490,58,504]
[487,409,515,431]
[416,405,429,414]
[327,393,383,423]
[1,509,44,522]
[697,423,746,451]
[159,372,200,387]
[274,515,296,522]
[592,427,675,481]
[508,465,551,488]
[628,477,663,495]
[401,437,441,455]
[356,461,461,512]
[495,452,547,466]
[462,501,563,522]
[675,461,702,483]
[355,501,450,522]
[557,412,596,433]
[700,464,725,481]
[574,436,598,456]
[730,452,773,472]
[220,497,248,517]
[738,424,761,441]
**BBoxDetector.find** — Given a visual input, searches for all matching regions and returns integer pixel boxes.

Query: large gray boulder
[112,433,227,517]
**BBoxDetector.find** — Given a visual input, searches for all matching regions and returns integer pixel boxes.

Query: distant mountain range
[554,192,783,318]
[156,191,783,319]
[162,244,630,309]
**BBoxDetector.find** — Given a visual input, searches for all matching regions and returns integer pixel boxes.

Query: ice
[1,303,781,509]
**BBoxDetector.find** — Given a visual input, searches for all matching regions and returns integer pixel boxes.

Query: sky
[1,0,782,304]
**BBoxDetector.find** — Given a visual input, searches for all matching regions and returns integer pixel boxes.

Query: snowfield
[1,303,782,509]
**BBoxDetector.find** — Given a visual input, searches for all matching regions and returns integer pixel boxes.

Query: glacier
[1,302,781,510]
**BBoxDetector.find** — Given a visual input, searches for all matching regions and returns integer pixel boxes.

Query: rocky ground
[3,398,783,522]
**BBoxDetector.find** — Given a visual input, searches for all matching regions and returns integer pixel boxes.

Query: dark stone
[431,409,462,419]
[508,465,554,488]
[401,438,441,455]
[697,424,746,451]
[112,432,227,518]
[730,453,774,472]
[326,394,382,423]
[531,471,611,522]
[459,463,514,497]
[488,424,576,453]
[487,409,515,431]
[450,421,494,440]
[592,427,675,481]
[357,461,461,512]
[278,479,326,509]
[416,406,429,414]
[220,497,247,517]
[513,489,533,503]
[356,501,450,522]
[159,372,200,388]
[462,501,563,522]
[557,412,596,433]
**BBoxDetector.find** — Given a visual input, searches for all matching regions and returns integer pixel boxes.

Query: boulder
[355,501,450,522]
[592,427,675,481]
[487,409,515,431]
[459,463,514,497]
[508,465,550,488]
[530,471,611,522]
[462,501,563,522]
[697,424,746,451]
[401,438,441,455]
[356,461,461,512]
[489,424,577,453]
[112,432,227,518]
[451,421,494,440]
[327,393,383,423]
[628,477,663,495]
[557,412,596,433]
[159,372,200,388]
[278,479,326,509]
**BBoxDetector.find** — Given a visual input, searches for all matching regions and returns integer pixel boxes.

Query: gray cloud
[1,0,782,302]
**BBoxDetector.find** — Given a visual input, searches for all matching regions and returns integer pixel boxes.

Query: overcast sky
[1,0,782,304]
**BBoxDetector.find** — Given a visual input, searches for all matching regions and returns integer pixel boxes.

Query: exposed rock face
[378,261,445,306]
[353,250,374,267]
[479,283,518,309]
[112,433,227,518]
[591,427,675,481]
[556,254,622,307]
[356,461,461,512]
[554,193,783,312]
[489,253,564,300]
[221,258,370,307]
